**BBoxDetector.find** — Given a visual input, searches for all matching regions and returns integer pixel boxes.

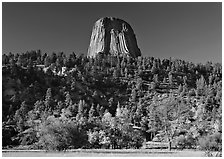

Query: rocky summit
[87,17,141,58]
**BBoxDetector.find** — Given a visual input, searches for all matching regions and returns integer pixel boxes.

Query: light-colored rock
[87,17,141,58]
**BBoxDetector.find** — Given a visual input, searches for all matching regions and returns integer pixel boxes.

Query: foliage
[2,51,222,151]
[38,117,88,151]
[174,134,196,149]
[198,132,222,151]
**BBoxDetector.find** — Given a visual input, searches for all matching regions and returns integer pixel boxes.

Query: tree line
[2,50,222,152]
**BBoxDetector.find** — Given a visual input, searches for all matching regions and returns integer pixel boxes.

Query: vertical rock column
[87,17,141,58]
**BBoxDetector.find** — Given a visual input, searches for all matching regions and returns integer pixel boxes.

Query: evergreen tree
[88,104,95,122]
[99,106,104,117]
[108,97,114,108]
[131,89,137,102]
[44,88,54,111]
[14,101,29,132]
[56,101,64,112]
[44,56,51,67]
[168,72,173,85]
[34,100,45,113]
[96,104,101,116]
[136,77,143,90]
[196,75,207,96]
[113,68,118,79]
[151,61,157,74]
[153,74,159,84]
[65,92,73,108]
[163,77,167,84]
[115,102,121,117]
[78,100,84,115]
[178,84,183,94]
[183,76,187,85]
[124,68,128,78]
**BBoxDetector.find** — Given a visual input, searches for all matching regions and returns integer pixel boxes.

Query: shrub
[38,117,88,151]
[175,135,186,149]
[185,134,197,148]
[188,89,196,96]
[128,130,144,149]
[198,132,222,151]
[20,128,38,146]
[87,119,144,149]
[2,124,19,147]
[174,134,196,149]
[87,129,101,148]
[87,129,111,149]
[2,126,14,147]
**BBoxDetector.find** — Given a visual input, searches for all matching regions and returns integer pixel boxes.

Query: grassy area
[2,149,206,157]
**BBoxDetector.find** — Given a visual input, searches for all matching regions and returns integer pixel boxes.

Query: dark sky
[2,2,222,63]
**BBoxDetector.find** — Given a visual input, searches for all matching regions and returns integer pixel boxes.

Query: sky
[2,2,222,64]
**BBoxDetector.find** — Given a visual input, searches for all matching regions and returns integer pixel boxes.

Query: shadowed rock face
[87,17,141,58]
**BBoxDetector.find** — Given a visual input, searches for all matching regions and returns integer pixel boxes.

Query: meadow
[2,149,207,157]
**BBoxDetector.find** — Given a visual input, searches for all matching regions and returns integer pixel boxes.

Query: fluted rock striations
[87,17,141,58]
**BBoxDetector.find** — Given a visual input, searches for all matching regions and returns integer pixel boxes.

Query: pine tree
[14,101,29,132]
[116,102,121,117]
[71,80,76,91]
[124,68,128,78]
[88,104,95,122]
[136,78,143,90]
[153,74,159,84]
[56,101,64,112]
[121,56,126,68]
[44,88,54,111]
[78,100,84,114]
[99,106,104,117]
[136,99,143,117]
[180,86,186,97]
[150,82,157,91]
[108,97,114,108]
[34,100,45,113]
[65,92,73,108]
[113,68,119,79]
[120,68,124,77]
[183,76,187,85]
[177,84,183,94]
[168,72,173,85]
[196,75,207,96]
[171,62,176,72]
[131,89,137,102]
[9,58,16,66]
[16,55,23,66]
[10,92,20,110]
[44,56,51,67]
[76,100,84,121]
[163,77,166,84]
[96,104,100,116]
[151,61,157,74]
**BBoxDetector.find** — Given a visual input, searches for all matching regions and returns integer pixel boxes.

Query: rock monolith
[87,17,141,58]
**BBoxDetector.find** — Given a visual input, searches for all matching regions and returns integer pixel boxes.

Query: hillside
[2,51,222,152]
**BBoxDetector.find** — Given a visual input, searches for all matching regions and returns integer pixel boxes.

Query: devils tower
[87,17,141,58]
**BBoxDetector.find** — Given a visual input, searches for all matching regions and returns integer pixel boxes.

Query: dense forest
[2,50,222,153]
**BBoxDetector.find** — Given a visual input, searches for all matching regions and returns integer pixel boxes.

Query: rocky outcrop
[87,17,141,58]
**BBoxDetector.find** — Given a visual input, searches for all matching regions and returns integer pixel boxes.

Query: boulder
[87,17,141,58]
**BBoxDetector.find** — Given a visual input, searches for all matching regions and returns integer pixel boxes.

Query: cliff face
[87,17,141,58]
